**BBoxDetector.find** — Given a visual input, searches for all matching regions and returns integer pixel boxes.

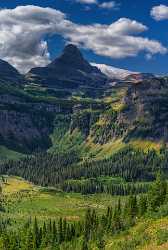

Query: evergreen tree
[82,237,89,250]
[138,195,147,216]
[148,172,167,211]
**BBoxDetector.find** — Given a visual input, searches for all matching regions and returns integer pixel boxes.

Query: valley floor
[1,176,120,223]
[1,176,168,250]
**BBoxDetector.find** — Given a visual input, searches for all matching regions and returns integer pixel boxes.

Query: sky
[0,0,168,74]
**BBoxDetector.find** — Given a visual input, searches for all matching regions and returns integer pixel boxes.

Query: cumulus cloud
[0,5,166,73]
[67,18,167,59]
[99,1,120,10]
[151,5,168,21]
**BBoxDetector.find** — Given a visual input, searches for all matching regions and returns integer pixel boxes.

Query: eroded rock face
[119,77,168,141]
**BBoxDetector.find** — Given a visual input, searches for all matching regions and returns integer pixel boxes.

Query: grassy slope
[105,217,168,250]
[0,146,24,162]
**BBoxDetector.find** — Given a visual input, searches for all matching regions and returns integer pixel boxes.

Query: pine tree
[25,229,34,250]
[58,218,63,244]
[33,217,39,249]
[82,237,89,250]
[148,172,167,211]
[138,195,147,216]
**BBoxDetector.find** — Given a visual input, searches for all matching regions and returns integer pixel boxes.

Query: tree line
[0,146,168,193]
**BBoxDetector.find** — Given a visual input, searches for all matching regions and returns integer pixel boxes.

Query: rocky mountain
[0,59,23,84]
[0,44,168,157]
[27,44,108,88]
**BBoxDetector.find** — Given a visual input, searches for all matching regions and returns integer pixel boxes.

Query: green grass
[2,176,123,225]
[129,139,162,153]
[2,177,168,249]
[0,146,24,162]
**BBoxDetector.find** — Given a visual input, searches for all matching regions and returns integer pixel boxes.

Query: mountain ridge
[0,44,167,157]
[0,59,24,84]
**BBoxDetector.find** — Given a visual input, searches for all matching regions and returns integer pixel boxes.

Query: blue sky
[0,0,168,74]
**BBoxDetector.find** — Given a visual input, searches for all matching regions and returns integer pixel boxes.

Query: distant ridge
[91,63,136,80]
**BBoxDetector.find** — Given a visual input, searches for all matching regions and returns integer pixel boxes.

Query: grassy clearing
[1,176,122,224]
[83,138,125,159]
[0,146,24,162]
[129,140,161,153]
[2,176,34,194]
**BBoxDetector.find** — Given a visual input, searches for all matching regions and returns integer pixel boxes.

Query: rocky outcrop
[119,77,168,141]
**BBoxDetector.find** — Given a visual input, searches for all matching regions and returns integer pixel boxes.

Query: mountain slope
[0,44,167,158]
[0,59,23,84]
[27,44,107,88]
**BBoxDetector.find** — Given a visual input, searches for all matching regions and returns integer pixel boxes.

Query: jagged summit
[60,44,84,61]
[48,44,95,74]
[28,44,107,88]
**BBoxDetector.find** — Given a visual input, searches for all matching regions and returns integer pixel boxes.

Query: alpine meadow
[1,1,168,250]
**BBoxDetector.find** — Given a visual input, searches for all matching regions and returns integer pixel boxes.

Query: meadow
[1,176,121,224]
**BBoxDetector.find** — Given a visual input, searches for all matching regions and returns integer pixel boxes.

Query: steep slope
[0,59,24,84]
[118,77,168,142]
[0,83,73,154]
[27,44,107,88]
[0,45,168,158]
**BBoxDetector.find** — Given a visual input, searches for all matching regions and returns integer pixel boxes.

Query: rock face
[0,59,23,84]
[0,92,73,153]
[118,77,168,142]
[27,44,107,88]
[124,73,155,83]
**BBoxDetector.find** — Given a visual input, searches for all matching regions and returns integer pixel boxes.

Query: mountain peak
[28,44,107,88]
[49,43,91,72]
[62,44,82,57]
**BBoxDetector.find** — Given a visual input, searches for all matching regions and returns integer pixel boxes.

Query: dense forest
[1,146,168,196]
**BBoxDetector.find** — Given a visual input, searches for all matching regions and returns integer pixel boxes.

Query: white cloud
[145,53,152,60]
[99,1,120,10]
[67,18,167,59]
[151,5,168,21]
[0,5,166,73]
[75,0,120,10]
[76,0,97,4]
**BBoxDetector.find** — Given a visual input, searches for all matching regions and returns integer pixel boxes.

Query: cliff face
[1,76,168,154]
[118,77,168,142]
[0,90,73,153]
